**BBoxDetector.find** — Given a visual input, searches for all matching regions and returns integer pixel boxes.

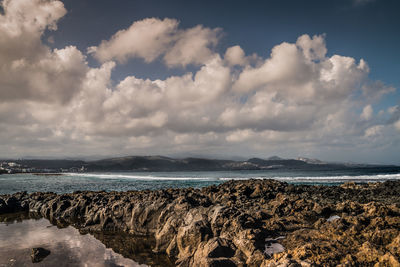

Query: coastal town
[0,161,86,174]
[0,161,30,174]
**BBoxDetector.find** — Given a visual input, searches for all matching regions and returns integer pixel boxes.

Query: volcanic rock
[31,247,50,263]
[1,179,400,266]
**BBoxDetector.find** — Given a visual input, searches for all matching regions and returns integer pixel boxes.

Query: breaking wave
[64,172,400,183]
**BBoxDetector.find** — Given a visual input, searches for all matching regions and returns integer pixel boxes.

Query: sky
[0,0,399,164]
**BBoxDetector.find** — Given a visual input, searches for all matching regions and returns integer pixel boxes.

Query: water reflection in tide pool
[0,214,171,267]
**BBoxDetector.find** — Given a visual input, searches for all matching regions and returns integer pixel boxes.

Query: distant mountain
[84,156,400,172]
[2,156,399,173]
[89,156,306,171]
[87,156,232,171]
[297,157,327,165]
[266,156,283,160]
[296,157,375,167]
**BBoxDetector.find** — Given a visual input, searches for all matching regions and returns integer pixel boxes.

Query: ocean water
[1,167,400,195]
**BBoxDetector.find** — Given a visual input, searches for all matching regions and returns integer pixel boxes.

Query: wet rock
[208,258,237,267]
[31,247,50,263]
[190,238,238,266]
[1,180,400,266]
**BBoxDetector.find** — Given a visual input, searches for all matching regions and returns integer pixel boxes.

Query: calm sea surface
[1,167,400,195]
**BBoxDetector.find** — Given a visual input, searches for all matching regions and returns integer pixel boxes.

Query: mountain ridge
[2,155,399,173]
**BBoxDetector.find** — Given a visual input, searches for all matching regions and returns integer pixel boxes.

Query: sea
[1,167,400,195]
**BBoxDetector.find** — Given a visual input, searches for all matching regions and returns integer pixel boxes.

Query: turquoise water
[1,167,400,195]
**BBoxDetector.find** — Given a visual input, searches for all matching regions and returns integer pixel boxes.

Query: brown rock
[31,247,50,263]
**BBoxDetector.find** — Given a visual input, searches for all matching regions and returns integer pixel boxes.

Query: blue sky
[47,0,399,112]
[0,0,399,163]
[49,0,399,84]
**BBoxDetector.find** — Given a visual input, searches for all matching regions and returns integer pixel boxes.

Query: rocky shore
[1,179,400,266]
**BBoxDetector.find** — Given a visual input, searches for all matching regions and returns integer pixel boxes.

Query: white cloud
[394,120,400,131]
[364,125,383,138]
[163,25,220,67]
[387,106,400,132]
[296,34,327,61]
[0,0,66,37]
[88,18,179,63]
[63,31,396,157]
[361,105,373,120]
[224,45,247,66]
[226,129,254,142]
[89,18,221,67]
[0,1,397,162]
[0,0,87,104]
[362,80,395,100]
[388,106,398,114]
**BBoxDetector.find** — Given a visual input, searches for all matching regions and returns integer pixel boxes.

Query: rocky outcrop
[1,180,400,266]
[31,247,51,263]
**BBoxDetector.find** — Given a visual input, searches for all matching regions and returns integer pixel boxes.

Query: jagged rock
[31,247,50,263]
[1,179,400,266]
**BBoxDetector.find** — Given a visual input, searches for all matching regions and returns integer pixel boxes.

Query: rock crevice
[1,180,400,266]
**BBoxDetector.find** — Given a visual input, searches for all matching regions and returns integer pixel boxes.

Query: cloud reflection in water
[0,218,146,266]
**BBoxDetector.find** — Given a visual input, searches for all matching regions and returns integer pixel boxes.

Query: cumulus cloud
[364,125,383,138]
[0,0,398,161]
[163,25,220,67]
[1,46,87,103]
[226,129,254,142]
[224,45,247,66]
[387,106,400,132]
[0,0,87,103]
[394,120,400,131]
[88,18,178,63]
[361,105,373,120]
[233,42,308,93]
[296,34,327,61]
[89,18,221,67]
[79,32,397,157]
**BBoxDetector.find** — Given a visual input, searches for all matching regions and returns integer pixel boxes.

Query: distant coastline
[1,155,399,174]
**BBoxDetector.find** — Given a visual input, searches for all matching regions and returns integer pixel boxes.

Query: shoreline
[1,179,400,266]
[31,173,64,176]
